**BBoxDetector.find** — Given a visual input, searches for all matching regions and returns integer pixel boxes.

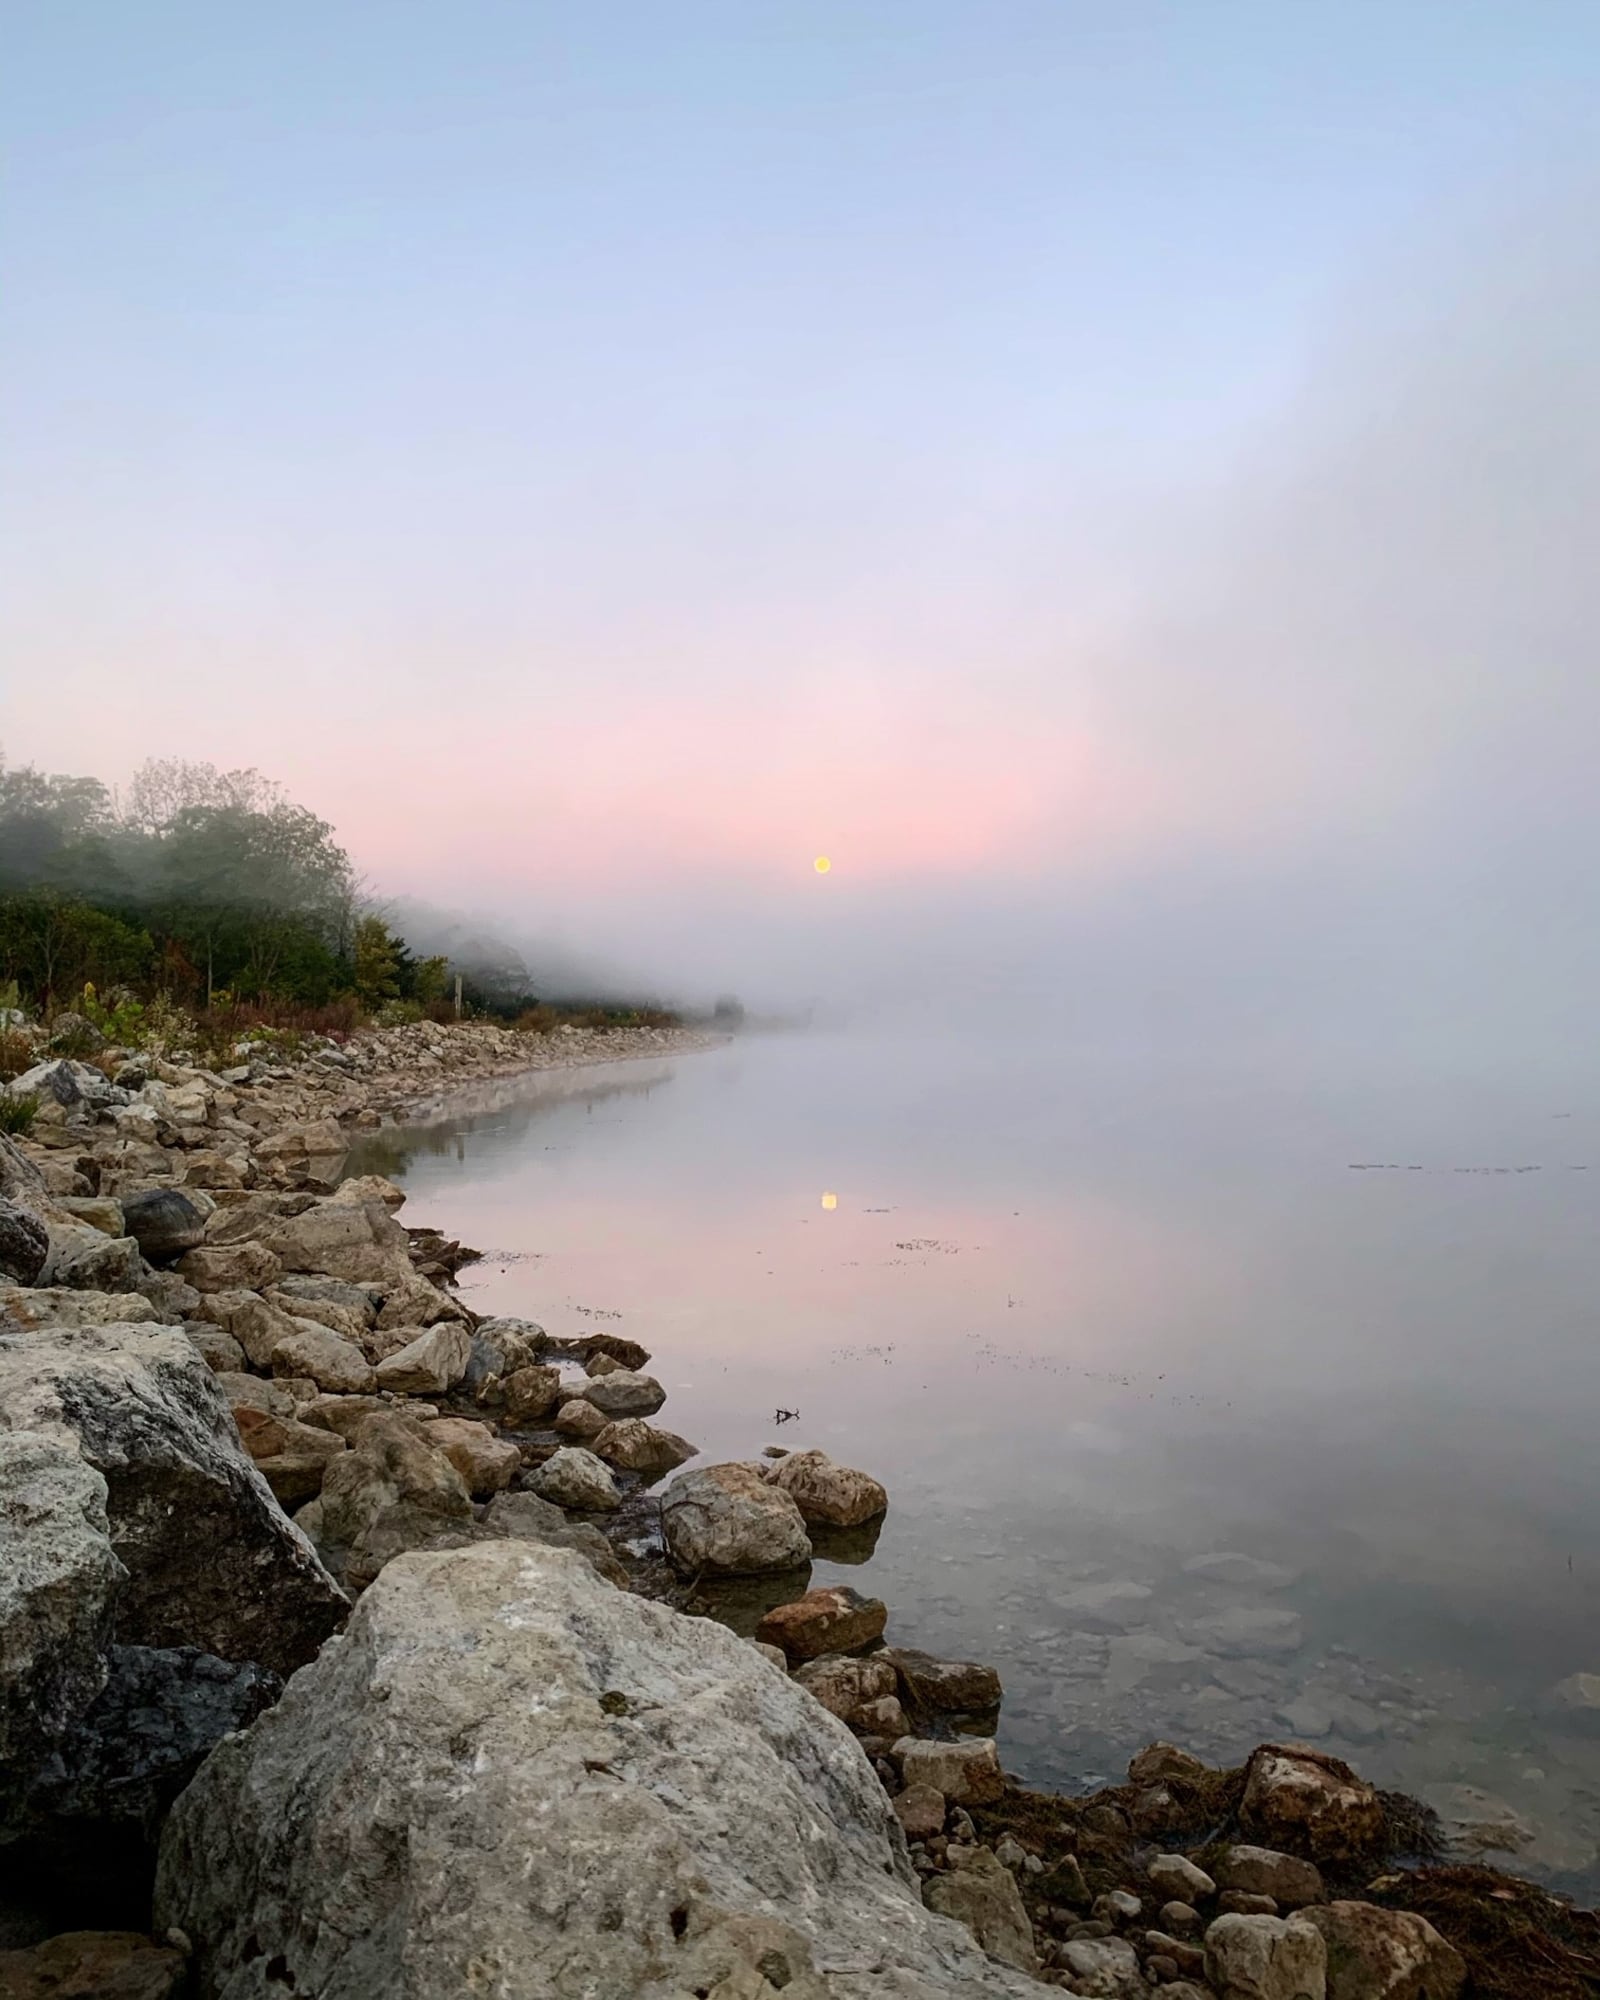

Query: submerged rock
[155,1540,1039,1998]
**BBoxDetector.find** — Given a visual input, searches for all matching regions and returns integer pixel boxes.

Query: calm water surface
[349,1029,1600,1890]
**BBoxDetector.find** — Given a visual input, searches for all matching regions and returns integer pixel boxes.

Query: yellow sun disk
[821,1192,838,1210]
[814,856,831,874]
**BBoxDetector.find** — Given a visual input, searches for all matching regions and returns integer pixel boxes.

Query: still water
[349,1029,1600,1890]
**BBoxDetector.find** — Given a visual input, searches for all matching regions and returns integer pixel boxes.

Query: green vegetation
[0,754,681,1036]
[0,1093,38,1135]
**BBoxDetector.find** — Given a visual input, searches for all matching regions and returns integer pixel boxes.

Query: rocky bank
[0,1017,1594,1997]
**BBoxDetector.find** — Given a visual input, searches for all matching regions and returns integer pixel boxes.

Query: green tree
[351,915,403,1008]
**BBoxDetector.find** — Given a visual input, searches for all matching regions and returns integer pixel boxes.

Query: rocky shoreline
[1,1019,1595,1997]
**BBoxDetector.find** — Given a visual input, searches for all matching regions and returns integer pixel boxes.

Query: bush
[0,1029,34,1083]
[0,1092,38,1134]
[515,1004,558,1035]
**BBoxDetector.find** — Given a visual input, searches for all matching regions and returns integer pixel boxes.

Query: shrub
[0,1029,35,1083]
[515,1004,558,1035]
[0,1092,38,1135]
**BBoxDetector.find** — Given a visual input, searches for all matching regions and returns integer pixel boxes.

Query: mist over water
[355,1026,1600,1891]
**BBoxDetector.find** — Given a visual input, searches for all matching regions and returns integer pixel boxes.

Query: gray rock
[273,1273,381,1326]
[1149,1853,1216,1903]
[1213,1846,1326,1910]
[1055,1935,1145,1996]
[0,1198,48,1285]
[480,1491,629,1587]
[119,1188,208,1264]
[0,1131,47,1204]
[660,1461,812,1576]
[527,1445,621,1512]
[590,1417,697,1475]
[0,1286,164,1330]
[763,1448,888,1527]
[269,1321,376,1394]
[52,1232,149,1295]
[183,1322,247,1372]
[0,1430,125,1812]
[154,1540,1039,1998]
[922,1848,1036,1971]
[23,1642,280,1841]
[261,1198,412,1283]
[894,1736,1003,1806]
[0,1319,346,1677]
[294,1410,473,1591]
[577,1368,667,1417]
[1205,1912,1327,2000]
[461,1321,541,1399]
[372,1321,471,1395]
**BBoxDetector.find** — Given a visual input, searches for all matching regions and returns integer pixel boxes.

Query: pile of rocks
[0,1018,1584,1996]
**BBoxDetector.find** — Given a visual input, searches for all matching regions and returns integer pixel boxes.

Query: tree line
[0,756,449,1019]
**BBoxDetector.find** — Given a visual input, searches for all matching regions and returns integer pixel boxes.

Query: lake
[347,1027,1600,1891]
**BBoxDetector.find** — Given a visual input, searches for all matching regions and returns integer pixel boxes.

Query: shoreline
[0,1019,1592,1995]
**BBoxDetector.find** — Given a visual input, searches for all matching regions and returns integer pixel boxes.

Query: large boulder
[154,1540,1040,1999]
[480,1491,629,1588]
[0,1197,49,1284]
[0,1320,346,1678]
[764,1449,888,1528]
[1239,1747,1387,1866]
[660,1462,812,1577]
[119,1189,208,1265]
[1205,1912,1327,2000]
[0,1431,125,1809]
[1302,1902,1466,2000]
[273,1273,380,1328]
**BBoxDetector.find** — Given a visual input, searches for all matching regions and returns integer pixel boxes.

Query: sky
[3,4,1599,1036]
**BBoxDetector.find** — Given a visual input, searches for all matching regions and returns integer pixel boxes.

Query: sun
[813,855,831,874]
